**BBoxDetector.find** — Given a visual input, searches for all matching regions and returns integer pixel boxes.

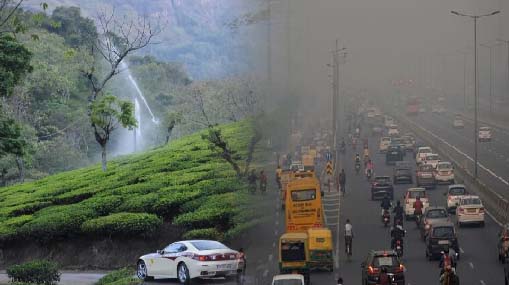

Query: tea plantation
[0,120,265,243]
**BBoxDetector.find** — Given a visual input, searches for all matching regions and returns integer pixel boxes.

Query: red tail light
[368,265,380,275]
[458,208,464,214]
[395,264,404,273]
[396,240,401,245]
[193,255,211,261]
[479,207,485,213]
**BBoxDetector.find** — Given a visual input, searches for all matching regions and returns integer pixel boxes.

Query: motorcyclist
[392,200,404,225]
[338,169,346,194]
[440,265,459,285]
[344,219,353,254]
[378,267,390,285]
[365,159,374,177]
[275,165,282,189]
[439,247,457,275]
[390,221,405,250]
[355,154,361,165]
[259,170,267,193]
[413,196,424,222]
[340,139,346,151]
[380,194,392,216]
[337,277,343,285]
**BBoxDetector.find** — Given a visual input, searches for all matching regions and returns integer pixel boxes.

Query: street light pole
[498,39,509,102]
[451,9,500,179]
[481,43,500,113]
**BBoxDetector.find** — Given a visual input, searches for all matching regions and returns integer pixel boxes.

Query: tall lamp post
[497,39,509,102]
[451,10,500,179]
[480,43,501,113]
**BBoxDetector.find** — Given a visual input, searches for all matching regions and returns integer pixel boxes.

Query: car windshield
[419,148,431,154]
[449,187,466,195]
[291,189,316,201]
[437,163,451,170]
[373,256,398,267]
[409,191,425,198]
[480,127,490,131]
[273,280,303,285]
[426,155,439,160]
[281,241,306,262]
[432,227,454,238]
[461,198,482,205]
[382,138,391,142]
[426,209,448,218]
[190,241,228,251]
[396,169,410,174]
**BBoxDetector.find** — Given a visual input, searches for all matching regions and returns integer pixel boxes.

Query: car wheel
[136,260,154,281]
[178,262,191,285]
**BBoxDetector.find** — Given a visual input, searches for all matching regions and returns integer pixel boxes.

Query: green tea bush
[6,260,61,285]
[173,207,235,229]
[82,213,162,237]
[0,215,33,241]
[116,193,159,213]
[81,195,123,216]
[182,228,223,241]
[6,201,53,217]
[152,190,201,217]
[19,205,97,240]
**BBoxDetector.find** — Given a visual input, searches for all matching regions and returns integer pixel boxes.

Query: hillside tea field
[0,120,265,243]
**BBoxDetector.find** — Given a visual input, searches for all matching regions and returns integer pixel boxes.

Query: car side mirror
[157,250,164,255]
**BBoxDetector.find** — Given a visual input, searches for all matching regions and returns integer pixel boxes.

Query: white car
[379,137,391,152]
[478,126,492,142]
[272,274,305,285]
[456,195,485,227]
[435,161,454,184]
[137,240,243,283]
[423,153,440,169]
[446,184,467,212]
[388,124,399,136]
[415,147,432,165]
[404,187,429,219]
[419,107,426,113]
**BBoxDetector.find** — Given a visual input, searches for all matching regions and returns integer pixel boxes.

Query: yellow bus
[285,177,324,232]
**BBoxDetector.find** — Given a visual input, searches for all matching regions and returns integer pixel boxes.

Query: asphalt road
[406,110,509,200]
[336,129,505,285]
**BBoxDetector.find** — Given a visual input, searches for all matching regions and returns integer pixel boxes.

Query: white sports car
[137,240,244,284]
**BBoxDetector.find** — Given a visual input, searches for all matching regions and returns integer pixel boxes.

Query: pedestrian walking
[338,169,346,194]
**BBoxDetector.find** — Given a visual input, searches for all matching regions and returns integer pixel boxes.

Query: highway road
[336,128,505,285]
[406,110,509,201]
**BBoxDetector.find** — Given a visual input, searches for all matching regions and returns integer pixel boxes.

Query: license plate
[438,240,450,245]
[468,209,477,213]
[216,264,233,270]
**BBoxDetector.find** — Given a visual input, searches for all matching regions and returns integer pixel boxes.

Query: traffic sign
[325,152,332,161]
[326,161,334,175]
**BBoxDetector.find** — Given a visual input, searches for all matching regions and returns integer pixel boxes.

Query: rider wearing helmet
[390,221,405,249]
[380,194,392,216]
[355,154,361,164]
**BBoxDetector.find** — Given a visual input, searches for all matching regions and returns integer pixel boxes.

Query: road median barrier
[393,112,509,225]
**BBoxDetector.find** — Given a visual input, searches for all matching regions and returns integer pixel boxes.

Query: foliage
[95,268,141,285]
[47,6,98,48]
[81,212,162,237]
[6,259,61,285]
[182,228,223,241]
[0,113,26,157]
[0,121,259,242]
[0,35,32,97]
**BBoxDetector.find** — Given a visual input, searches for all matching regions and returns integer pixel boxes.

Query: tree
[0,35,32,97]
[164,111,182,144]
[90,94,136,171]
[48,6,98,48]
[0,113,27,181]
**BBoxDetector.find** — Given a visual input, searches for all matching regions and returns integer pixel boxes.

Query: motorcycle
[395,239,404,257]
[415,212,422,228]
[382,210,390,227]
[366,168,373,180]
[355,163,361,175]
[340,145,346,154]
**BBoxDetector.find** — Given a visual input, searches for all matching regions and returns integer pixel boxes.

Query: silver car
[420,206,450,241]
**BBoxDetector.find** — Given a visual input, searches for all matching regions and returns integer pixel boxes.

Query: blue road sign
[326,152,332,161]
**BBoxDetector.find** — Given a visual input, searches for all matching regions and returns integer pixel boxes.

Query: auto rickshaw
[279,232,311,285]
[307,228,333,272]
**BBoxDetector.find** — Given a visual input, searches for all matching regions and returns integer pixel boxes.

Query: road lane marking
[263,269,268,277]
[480,280,486,285]
[324,209,340,212]
[268,254,273,261]
[274,229,278,236]
[460,248,464,254]
[469,262,474,269]
[275,220,279,226]
[272,242,276,248]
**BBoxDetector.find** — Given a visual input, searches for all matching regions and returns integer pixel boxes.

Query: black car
[361,250,405,285]
[371,176,394,200]
[425,222,459,260]
[393,166,413,184]
[386,146,404,165]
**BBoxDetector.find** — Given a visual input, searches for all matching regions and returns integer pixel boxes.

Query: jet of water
[120,60,159,124]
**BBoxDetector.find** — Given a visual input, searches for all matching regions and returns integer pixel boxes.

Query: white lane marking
[268,254,273,261]
[275,220,279,226]
[276,211,280,216]
[480,280,486,285]
[416,123,509,186]
[274,229,278,236]
[263,269,268,277]
[460,248,465,254]
[324,209,340,212]
[469,262,474,269]
[272,242,276,248]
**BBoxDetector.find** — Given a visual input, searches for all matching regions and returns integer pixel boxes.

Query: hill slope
[0,120,264,246]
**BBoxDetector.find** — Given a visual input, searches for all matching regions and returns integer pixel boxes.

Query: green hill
[0,120,265,244]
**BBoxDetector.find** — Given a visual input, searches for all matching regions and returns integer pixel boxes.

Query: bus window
[291,189,316,201]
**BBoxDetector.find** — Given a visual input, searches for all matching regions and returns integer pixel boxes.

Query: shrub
[6,260,61,285]
[182,228,223,241]
[19,205,97,240]
[0,215,33,242]
[81,212,162,237]
[95,268,140,285]
[152,190,201,217]
[173,207,235,229]
[116,193,159,213]
[6,201,53,217]
[80,195,123,216]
